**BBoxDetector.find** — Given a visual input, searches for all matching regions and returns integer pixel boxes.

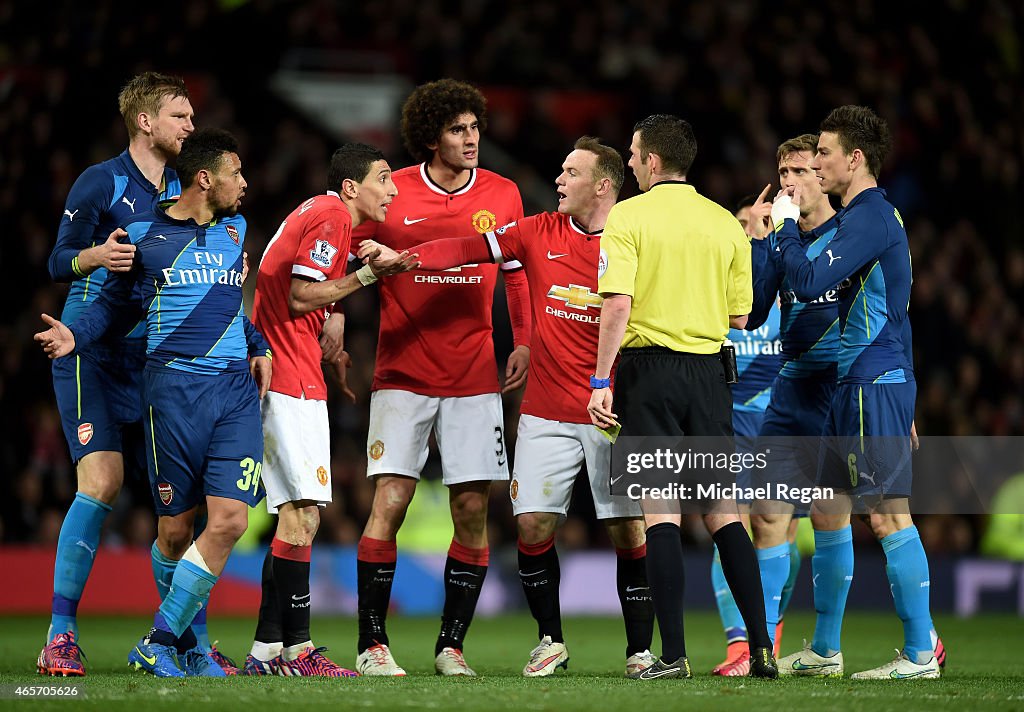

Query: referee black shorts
[616,347,733,438]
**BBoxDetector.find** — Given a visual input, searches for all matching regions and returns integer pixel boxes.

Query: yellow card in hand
[597,422,621,444]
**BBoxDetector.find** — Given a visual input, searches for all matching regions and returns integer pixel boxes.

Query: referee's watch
[590,375,611,389]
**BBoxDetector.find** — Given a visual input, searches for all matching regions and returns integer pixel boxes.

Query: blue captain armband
[590,375,611,389]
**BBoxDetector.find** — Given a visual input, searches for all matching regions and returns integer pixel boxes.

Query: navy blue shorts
[732,409,765,440]
[732,409,764,503]
[52,342,147,473]
[817,381,915,498]
[143,365,265,516]
[754,377,836,508]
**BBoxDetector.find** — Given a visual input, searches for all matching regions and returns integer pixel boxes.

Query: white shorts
[261,391,333,513]
[366,389,509,484]
[510,414,642,520]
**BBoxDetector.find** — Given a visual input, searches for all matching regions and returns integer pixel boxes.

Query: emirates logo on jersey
[317,466,329,486]
[226,225,239,244]
[77,423,94,445]
[547,284,603,310]
[157,482,173,506]
[471,209,497,234]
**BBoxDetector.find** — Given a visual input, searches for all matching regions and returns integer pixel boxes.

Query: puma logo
[64,209,79,221]
[122,196,137,213]
[826,249,841,266]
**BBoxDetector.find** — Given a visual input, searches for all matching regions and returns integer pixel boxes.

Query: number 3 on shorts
[237,457,263,495]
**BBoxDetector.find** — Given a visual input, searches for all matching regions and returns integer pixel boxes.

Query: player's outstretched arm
[355,241,420,274]
[361,236,493,272]
[34,314,76,359]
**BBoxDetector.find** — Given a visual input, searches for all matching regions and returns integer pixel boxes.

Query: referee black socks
[436,539,489,655]
[645,522,687,661]
[518,536,563,644]
[712,521,773,650]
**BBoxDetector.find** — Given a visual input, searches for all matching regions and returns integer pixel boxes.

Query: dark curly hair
[400,79,488,163]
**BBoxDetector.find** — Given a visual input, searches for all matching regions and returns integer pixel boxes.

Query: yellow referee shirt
[598,181,752,354]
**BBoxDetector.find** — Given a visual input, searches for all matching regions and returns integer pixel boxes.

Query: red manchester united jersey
[253,192,351,401]
[358,164,524,396]
[482,212,606,423]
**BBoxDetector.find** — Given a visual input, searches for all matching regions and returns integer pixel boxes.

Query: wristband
[590,375,611,389]
[355,264,378,286]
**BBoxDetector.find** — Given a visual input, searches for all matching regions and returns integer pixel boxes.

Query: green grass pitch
[1,612,1021,711]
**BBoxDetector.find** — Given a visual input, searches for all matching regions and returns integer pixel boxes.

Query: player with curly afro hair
[400,79,488,164]
[353,77,530,678]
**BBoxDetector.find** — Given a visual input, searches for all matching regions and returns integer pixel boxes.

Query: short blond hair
[118,72,189,137]
[574,136,624,194]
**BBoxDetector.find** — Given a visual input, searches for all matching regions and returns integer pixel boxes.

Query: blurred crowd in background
[1,0,1021,556]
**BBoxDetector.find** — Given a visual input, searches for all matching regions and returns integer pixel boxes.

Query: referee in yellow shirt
[588,115,777,680]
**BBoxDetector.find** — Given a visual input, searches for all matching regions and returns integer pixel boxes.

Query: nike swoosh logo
[291,593,311,601]
[449,570,480,577]
[625,586,649,592]
[404,217,428,225]
[519,570,546,578]
[546,251,569,260]
[640,666,679,679]
[135,647,158,666]
[376,569,395,575]
[792,658,834,670]
[890,669,932,679]
[610,475,624,486]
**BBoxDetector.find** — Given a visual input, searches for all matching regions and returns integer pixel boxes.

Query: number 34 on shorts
[237,457,263,496]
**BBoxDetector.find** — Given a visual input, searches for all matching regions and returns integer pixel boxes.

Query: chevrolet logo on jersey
[547,284,603,310]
